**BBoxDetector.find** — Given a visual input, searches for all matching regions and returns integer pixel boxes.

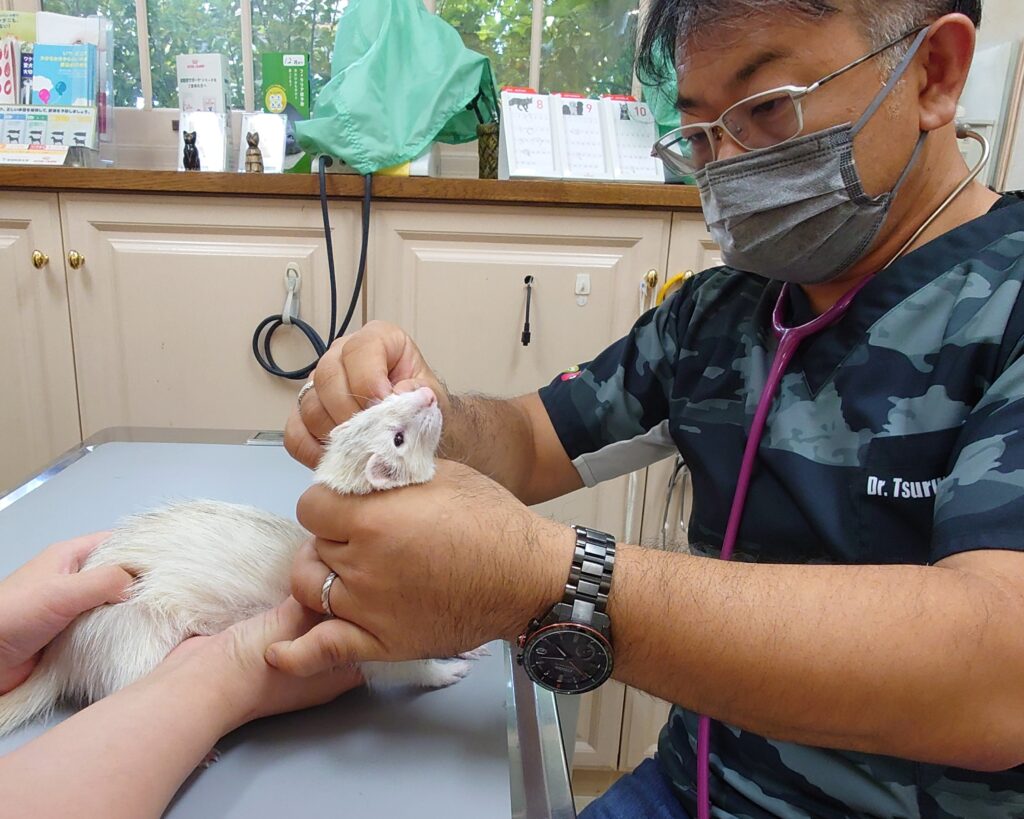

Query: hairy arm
[604,545,1024,772]
[440,391,582,505]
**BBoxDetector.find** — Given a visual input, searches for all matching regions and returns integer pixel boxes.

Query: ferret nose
[416,386,437,407]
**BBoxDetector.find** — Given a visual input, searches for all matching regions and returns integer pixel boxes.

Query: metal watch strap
[563,525,616,626]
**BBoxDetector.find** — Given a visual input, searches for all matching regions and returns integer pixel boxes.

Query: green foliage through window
[42,0,641,110]
[40,0,142,108]
[541,0,638,96]
[437,0,533,91]
[147,0,244,108]
[251,0,348,104]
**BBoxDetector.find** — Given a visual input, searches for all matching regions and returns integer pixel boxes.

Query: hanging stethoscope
[693,126,992,819]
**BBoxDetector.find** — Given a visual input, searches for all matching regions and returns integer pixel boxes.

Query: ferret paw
[457,645,492,660]
[414,659,473,689]
[360,658,473,690]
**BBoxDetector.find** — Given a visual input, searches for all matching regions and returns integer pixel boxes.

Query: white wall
[979,0,1024,47]
[964,0,1024,188]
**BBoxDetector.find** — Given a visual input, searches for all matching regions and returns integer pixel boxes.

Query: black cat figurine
[182,131,200,171]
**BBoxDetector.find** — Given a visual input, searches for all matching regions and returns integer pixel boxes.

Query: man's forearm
[439,393,534,491]
[606,545,1024,772]
[440,392,580,504]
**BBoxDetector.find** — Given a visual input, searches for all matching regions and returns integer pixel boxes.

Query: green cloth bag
[638,43,680,137]
[296,0,498,174]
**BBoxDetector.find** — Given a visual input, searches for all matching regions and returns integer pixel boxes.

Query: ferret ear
[365,454,402,490]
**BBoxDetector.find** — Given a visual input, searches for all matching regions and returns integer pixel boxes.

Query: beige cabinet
[58,194,364,436]
[0,193,80,492]
[668,212,721,277]
[572,681,627,769]
[619,688,674,770]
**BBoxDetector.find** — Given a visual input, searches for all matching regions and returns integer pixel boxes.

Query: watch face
[523,623,612,694]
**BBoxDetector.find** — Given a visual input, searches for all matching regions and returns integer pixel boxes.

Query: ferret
[0,387,475,737]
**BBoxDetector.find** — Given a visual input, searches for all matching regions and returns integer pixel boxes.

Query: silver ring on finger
[297,380,315,409]
[320,570,338,618]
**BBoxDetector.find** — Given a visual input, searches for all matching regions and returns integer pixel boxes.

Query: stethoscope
[693,126,991,819]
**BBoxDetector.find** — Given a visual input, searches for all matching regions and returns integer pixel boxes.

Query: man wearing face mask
[277,1,1024,816]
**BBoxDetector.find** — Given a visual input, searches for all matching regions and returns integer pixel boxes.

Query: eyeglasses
[651,26,926,175]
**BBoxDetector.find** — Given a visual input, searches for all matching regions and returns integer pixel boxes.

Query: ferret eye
[393,431,405,448]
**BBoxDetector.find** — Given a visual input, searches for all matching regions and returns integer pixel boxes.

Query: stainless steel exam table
[0,428,575,818]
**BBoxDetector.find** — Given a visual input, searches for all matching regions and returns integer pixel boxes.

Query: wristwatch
[516,525,615,694]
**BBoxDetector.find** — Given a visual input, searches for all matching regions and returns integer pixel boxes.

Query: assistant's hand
[161,597,364,732]
[286,320,450,469]
[266,461,575,677]
[0,533,133,694]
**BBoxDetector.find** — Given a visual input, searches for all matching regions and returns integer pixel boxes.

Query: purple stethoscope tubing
[694,276,873,819]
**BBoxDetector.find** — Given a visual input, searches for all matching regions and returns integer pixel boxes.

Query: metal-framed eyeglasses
[651,26,927,174]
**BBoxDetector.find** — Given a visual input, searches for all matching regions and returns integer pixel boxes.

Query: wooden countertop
[0,167,703,211]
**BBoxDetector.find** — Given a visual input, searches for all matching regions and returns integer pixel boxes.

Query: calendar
[599,96,665,182]
[498,87,559,179]
[549,93,610,180]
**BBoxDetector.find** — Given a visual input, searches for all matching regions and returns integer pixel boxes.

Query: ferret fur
[0,388,469,737]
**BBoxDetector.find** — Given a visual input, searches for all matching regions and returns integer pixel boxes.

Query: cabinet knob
[68,250,85,270]
[31,250,49,269]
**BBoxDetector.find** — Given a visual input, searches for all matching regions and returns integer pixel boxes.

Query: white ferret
[0,386,474,738]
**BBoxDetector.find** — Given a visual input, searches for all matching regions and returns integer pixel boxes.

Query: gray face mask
[694,32,928,285]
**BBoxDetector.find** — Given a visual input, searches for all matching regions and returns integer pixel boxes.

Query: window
[37,0,642,110]
[540,0,640,96]
[250,0,349,103]
[436,0,533,90]
[436,0,641,94]
[38,0,143,107]
[146,0,244,108]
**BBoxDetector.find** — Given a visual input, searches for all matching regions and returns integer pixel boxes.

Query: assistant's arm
[0,599,362,819]
[0,651,235,818]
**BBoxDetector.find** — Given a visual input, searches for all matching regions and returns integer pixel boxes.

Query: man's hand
[0,533,133,694]
[286,320,449,469]
[266,461,575,677]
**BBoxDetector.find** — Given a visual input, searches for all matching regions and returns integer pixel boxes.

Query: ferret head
[313,387,442,495]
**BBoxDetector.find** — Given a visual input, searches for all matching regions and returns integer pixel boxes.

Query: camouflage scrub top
[538,195,1024,818]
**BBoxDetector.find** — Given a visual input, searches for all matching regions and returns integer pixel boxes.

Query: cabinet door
[668,212,721,277]
[59,194,363,436]
[573,680,627,770]
[619,688,674,771]
[0,193,80,493]
[368,203,671,537]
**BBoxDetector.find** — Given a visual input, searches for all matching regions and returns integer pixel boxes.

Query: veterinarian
[277,1,1024,816]
[0,534,361,817]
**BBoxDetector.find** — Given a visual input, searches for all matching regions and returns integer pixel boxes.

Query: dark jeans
[578,757,690,819]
